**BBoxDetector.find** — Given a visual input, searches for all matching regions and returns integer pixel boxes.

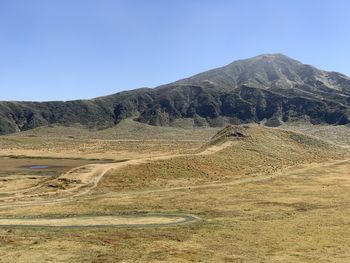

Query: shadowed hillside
[1,54,350,134]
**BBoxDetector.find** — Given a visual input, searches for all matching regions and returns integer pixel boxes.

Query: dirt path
[0,214,199,228]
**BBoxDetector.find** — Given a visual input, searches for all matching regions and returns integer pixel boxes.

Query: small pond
[29,165,50,169]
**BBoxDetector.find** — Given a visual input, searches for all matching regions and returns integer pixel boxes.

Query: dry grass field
[0,121,349,262]
[0,120,219,161]
[281,121,350,146]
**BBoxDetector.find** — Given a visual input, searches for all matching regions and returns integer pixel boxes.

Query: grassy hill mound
[200,124,339,154]
[98,126,348,192]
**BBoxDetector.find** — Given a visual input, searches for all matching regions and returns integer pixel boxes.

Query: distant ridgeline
[1,54,350,135]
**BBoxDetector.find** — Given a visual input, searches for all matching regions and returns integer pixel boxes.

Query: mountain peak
[232,53,302,66]
[174,53,305,88]
[255,53,291,59]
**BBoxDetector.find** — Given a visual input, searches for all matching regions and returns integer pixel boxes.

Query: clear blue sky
[0,0,349,101]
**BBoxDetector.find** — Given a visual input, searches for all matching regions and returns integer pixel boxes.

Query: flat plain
[0,120,349,262]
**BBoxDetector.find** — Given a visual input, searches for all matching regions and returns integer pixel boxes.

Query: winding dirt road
[0,214,199,228]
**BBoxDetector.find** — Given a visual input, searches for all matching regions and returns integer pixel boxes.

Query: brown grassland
[0,120,349,262]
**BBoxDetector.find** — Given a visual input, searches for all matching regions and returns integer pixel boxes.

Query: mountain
[1,54,350,135]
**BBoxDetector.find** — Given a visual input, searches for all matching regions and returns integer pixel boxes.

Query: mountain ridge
[1,54,350,134]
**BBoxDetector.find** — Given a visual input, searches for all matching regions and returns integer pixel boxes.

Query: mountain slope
[1,54,350,134]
